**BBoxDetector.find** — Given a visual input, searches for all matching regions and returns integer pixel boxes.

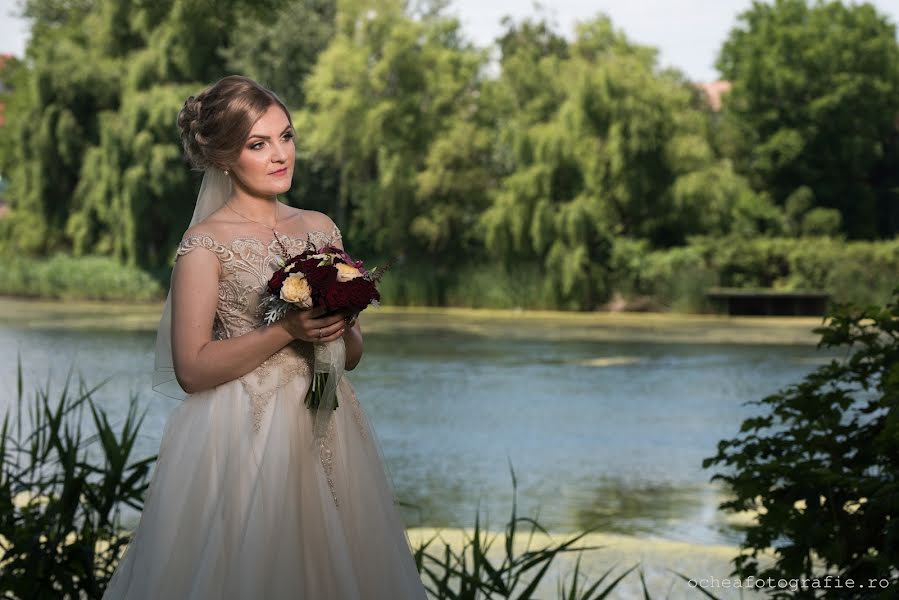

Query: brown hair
[177,75,293,171]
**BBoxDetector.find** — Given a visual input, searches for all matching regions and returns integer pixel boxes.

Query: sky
[1,0,898,82]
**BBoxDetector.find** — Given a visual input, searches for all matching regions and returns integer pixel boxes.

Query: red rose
[324,278,379,311]
[306,266,338,305]
[348,279,380,309]
[268,268,287,294]
[295,257,323,274]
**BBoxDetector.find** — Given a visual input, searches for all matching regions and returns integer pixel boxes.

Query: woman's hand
[278,306,349,343]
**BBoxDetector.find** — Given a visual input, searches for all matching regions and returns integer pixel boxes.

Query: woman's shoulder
[297,209,338,233]
[176,220,233,262]
[179,225,224,248]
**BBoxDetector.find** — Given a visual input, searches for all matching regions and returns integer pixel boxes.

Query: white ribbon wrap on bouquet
[310,337,346,441]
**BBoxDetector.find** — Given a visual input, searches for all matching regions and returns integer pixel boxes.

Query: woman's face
[230,104,295,198]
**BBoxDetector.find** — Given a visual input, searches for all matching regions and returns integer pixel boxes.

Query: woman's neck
[228,182,280,226]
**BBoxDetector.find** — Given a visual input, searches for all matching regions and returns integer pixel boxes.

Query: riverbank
[0,296,825,345]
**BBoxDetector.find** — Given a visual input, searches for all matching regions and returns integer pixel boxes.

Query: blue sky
[1,0,898,81]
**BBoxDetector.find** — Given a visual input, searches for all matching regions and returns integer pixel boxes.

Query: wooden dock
[705,287,830,316]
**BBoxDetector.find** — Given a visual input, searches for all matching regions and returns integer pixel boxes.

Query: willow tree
[482,15,765,310]
[298,0,489,266]
[222,0,337,109]
[2,0,337,267]
[68,0,338,267]
[0,0,123,255]
[68,85,197,267]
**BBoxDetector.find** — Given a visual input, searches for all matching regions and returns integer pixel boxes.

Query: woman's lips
[270,167,289,176]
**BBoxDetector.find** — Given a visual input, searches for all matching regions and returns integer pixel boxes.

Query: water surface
[0,310,837,548]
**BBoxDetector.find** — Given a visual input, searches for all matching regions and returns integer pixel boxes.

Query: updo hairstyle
[177,75,293,171]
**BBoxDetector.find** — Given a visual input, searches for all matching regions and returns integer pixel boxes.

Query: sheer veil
[153,168,232,399]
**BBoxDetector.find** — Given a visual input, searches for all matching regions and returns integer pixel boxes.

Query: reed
[0,358,154,598]
[410,461,725,599]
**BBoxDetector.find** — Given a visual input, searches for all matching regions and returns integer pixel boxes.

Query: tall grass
[376,236,898,312]
[0,359,154,598]
[375,259,581,310]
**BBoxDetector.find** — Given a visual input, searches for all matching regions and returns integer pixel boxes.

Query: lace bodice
[175,226,341,338]
[174,225,342,430]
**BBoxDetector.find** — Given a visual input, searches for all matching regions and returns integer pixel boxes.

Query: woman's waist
[238,342,313,394]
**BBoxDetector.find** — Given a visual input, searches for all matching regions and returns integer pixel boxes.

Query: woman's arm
[170,246,294,393]
[342,318,363,371]
[170,246,347,393]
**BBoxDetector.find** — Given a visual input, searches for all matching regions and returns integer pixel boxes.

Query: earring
[224,169,229,176]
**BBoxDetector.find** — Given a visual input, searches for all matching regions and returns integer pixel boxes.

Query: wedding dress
[102,225,427,600]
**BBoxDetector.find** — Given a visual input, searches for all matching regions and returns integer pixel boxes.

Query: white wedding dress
[103,226,427,600]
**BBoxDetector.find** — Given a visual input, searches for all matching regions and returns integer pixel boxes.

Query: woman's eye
[283,132,294,141]
[249,142,264,150]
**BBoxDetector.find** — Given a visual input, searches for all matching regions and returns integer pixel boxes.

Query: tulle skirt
[102,371,427,600]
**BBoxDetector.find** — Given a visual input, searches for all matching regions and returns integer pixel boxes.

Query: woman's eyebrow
[247,125,293,141]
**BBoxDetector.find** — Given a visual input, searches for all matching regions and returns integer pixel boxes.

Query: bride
[102,75,427,599]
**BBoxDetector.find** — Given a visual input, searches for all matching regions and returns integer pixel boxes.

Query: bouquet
[259,239,389,413]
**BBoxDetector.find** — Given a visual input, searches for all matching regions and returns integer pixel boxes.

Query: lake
[0,300,836,553]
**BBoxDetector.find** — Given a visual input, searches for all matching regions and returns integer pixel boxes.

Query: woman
[102,75,427,599]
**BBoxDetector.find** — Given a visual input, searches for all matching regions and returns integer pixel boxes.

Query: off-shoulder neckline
[179,226,340,250]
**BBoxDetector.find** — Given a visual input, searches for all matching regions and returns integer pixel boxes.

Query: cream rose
[335,263,363,283]
[280,273,313,307]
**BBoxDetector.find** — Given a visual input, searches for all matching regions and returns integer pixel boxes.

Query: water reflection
[572,477,708,537]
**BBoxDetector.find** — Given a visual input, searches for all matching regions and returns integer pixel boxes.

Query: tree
[0,0,123,255]
[482,14,771,310]
[716,0,899,239]
[221,0,337,108]
[299,0,488,271]
[1,0,336,267]
[68,84,198,266]
[703,287,899,598]
[63,0,247,266]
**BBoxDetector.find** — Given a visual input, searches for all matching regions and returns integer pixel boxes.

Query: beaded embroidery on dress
[102,226,427,600]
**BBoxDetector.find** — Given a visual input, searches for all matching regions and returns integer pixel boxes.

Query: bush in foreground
[703,286,899,598]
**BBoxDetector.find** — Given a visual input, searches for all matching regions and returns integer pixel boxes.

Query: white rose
[280,273,313,307]
[335,262,363,283]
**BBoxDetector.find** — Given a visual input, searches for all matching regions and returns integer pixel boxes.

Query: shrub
[702,286,899,599]
[0,254,164,301]
[643,245,718,312]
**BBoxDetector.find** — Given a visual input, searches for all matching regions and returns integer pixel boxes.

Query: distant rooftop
[695,80,732,111]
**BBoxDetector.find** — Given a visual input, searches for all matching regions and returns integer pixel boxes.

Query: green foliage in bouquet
[703,286,899,598]
[0,361,155,599]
